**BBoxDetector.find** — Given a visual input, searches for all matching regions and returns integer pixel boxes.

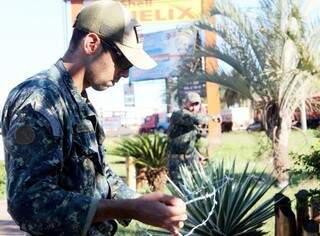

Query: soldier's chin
[91,84,110,91]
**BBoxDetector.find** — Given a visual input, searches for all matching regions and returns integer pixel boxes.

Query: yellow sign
[121,0,202,23]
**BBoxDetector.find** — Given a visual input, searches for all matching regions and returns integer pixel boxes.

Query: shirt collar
[54,59,95,118]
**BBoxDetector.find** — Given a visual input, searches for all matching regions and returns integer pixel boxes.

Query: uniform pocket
[73,121,104,175]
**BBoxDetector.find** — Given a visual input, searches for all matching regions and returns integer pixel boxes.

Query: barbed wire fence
[135,175,234,236]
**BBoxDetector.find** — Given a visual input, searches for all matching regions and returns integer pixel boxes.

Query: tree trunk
[265,103,291,187]
[272,113,291,187]
[136,167,148,190]
[126,156,136,191]
[146,167,168,192]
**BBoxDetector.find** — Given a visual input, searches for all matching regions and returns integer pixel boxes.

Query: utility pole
[70,0,83,23]
[202,0,221,156]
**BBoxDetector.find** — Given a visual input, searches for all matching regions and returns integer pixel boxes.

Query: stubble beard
[84,69,111,91]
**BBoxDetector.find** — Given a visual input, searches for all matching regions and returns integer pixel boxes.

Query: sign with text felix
[121,0,202,22]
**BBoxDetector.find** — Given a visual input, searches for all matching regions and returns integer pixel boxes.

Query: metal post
[296,190,310,236]
[274,193,297,236]
[126,156,136,191]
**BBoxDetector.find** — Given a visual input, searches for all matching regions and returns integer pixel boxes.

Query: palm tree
[111,134,168,192]
[192,0,320,186]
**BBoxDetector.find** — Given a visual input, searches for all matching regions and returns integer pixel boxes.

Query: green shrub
[291,143,320,179]
[253,132,272,160]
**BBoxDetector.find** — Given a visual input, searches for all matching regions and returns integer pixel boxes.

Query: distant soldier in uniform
[167,92,221,186]
[167,92,219,186]
[1,1,187,236]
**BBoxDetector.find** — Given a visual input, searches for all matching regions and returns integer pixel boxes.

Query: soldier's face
[186,101,201,113]
[84,47,129,91]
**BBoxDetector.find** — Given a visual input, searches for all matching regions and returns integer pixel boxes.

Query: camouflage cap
[185,92,201,103]
[73,0,156,70]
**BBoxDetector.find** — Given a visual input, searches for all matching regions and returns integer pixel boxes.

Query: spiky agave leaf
[149,160,277,236]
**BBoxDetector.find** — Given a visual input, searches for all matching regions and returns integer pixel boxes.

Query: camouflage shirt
[1,59,134,236]
[167,109,208,157]
[166,109,208,185]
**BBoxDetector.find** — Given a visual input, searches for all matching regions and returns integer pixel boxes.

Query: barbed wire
[183,193,217,236]
[137,174,233,236]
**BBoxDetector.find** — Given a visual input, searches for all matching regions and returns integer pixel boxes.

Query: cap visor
[115,43,157,70]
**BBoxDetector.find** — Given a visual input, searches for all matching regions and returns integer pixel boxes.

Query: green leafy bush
[292,143,320,179]
[253,132,272,160]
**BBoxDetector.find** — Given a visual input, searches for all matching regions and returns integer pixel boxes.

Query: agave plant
[112,134,168,192]
[150,160,278,235]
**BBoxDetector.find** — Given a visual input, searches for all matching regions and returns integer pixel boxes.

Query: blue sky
[0,0,67,108]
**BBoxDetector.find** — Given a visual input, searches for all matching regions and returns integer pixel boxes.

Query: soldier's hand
[133,192,187,236]
[212,115,222,123]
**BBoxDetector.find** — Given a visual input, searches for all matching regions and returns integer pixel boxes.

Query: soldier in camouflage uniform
[167,92,209,186]
[1,1,187,236]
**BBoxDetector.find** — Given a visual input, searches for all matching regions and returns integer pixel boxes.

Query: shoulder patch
[15,125,35,145]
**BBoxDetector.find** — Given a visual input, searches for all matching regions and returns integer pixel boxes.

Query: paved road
[0,200,24,236]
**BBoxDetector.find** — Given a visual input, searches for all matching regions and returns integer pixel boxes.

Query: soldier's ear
[83,33,101,55]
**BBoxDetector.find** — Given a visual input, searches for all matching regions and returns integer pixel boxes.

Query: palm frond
[111,134,168,168]
[189,0,320,157]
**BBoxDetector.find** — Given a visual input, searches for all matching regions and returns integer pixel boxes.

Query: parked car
[246,121,263,132]
[139,113,170,134]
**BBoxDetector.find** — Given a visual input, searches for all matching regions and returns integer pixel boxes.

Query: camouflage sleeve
[170,110,209,127]
[170,110,199,127]
[194,113,210,125]
[105,165,136,200]
[104,163,136,226]
[4,105,99,236]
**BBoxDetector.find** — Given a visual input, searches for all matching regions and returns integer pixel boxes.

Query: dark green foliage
[111,134,168,168]
[292,143,320,179]
[253,132,272,161]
